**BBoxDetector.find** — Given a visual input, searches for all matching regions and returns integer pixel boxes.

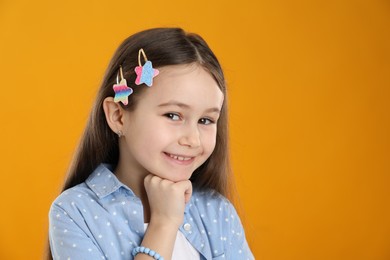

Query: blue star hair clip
[134,48,159,87]
[113,65,133,105]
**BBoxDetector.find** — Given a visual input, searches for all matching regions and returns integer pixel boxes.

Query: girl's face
[120,64,224,182]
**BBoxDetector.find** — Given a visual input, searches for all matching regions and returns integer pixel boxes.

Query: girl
[48,28,254,260]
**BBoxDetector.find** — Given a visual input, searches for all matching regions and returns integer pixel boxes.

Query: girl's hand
[144,174,192,229]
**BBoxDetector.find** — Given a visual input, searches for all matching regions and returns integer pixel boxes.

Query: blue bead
[131,246,163,259]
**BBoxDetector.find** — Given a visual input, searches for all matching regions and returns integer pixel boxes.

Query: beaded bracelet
[132,246,164,260]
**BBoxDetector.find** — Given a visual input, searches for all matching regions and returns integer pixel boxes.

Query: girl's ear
[103,97,125,133]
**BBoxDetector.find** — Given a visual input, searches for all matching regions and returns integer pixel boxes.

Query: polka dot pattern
[48,164,254,259]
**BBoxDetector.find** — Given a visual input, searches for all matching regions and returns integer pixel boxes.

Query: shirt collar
[86,164,135,199]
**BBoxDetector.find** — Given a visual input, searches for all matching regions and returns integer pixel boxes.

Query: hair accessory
[132,246,164,260]
[134,48,159,87]
[113,66,133,105]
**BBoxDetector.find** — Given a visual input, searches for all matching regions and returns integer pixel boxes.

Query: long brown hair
[46,27,233,259]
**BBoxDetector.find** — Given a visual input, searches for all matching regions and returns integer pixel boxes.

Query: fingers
[174,180,193,204]
[144,174,173,191]
[144,174,192,190]
[143,174,154,185]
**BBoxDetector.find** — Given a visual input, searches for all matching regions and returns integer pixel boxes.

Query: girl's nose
[178,125,201,148]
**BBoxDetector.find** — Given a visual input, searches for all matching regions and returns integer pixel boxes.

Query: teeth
[169,153,191,161]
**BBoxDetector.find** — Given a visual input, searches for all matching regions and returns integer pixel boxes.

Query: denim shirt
[49,164,254,260]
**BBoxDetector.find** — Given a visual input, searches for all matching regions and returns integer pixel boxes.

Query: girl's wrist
[149,216,181,231]
[141,218,178,260]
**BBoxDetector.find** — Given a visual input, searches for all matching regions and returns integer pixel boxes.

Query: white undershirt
[144,224,200,260]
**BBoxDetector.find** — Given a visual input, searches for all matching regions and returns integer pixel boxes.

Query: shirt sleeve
[226,202,255,260]
[49,204,106,260]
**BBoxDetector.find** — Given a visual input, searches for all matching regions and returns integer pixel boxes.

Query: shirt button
[183,223,191,231]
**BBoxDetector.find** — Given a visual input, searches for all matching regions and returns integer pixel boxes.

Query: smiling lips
[165,152,194,162]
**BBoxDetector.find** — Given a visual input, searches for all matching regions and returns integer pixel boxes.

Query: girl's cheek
[204,132,217,153]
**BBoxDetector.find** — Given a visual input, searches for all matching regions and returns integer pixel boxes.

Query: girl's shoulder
[191,189,237,217]
[50,164,120,212]
[49,183,96,212]
[192,189,228,203]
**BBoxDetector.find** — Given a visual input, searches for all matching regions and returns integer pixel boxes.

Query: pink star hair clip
[113,66,133,105]
[135,48,159,87]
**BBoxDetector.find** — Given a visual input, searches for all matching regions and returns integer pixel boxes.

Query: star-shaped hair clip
[113,66,133,105]
[134,48,159,87]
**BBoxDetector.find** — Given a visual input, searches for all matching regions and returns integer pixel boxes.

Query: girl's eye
[199,118,215,125]
[164,113,181,121]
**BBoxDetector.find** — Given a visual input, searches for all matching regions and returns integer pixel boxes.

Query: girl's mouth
[164,152,195,164]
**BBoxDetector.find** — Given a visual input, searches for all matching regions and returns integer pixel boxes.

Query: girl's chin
[158,172,193,183]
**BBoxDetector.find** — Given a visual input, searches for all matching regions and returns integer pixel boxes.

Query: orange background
[1,0,389,259]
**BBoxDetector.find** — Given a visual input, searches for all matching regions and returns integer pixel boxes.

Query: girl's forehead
[157,63,208,78]
[140,64,224,108]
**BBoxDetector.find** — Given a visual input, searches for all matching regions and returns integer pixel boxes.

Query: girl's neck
[114,162,151,222]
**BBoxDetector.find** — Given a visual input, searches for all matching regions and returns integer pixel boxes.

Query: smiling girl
[48,28,254,260]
